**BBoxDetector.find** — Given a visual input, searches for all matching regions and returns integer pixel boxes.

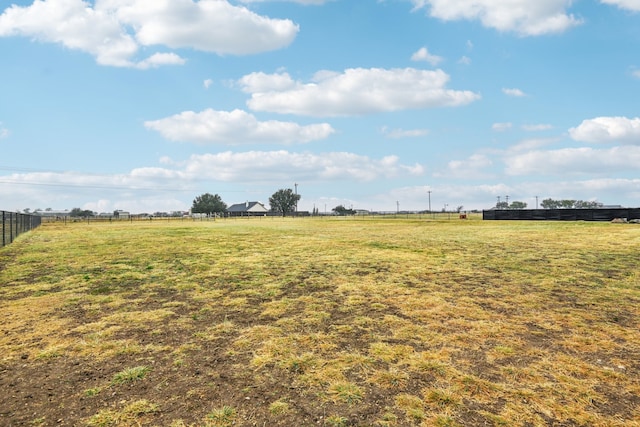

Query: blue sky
[1,0,639,214]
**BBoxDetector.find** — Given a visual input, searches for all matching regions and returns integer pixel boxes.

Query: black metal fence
[1,211,42,247]
[483,208,640,221]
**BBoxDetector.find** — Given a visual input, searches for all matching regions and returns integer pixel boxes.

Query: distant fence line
[1,211,42,248]
[41,211,477,224]
[483,208,640,221]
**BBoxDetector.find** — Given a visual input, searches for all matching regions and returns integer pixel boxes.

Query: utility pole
[497,196,501,208]
[294,183,298,213]
[396,201,399,214]
[505,195,509,209]
[535,196,539,209]
[427,190,432,213]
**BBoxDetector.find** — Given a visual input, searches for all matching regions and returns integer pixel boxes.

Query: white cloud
[135,52,186,70]
[522,124,553,131]
[492,122,512,132]
[411,0,582,36]
[381,127,429,139]
[633,69,640,79]
[508,137,558,152]
[505,146,640,175]
[0,123,8,139]
[569,116,640,144]
[600,0,640,11]
[203,79,213,89]
[239,68,480,117]
[411,47,444,66]
[238,0,330,3]
[0,0,298,67]
[503,88,527,97]
[144,109,335,145]
[180,151,423,182]
[0,151,424,211]
[437,154,494,179]
[458,56,472,65]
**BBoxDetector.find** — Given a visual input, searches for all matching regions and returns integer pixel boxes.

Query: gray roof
[226,201,267,212]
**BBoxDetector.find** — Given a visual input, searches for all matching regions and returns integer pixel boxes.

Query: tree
[509,201,527,209]
[332,205,355,216]
[540,198,602,209]
[191,193,227,215]
[540,198,559,209]
[70,208,93,217]
[496,201,509,210]
[269,188,301,216]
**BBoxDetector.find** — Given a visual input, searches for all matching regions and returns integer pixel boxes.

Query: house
[226,201,268,217]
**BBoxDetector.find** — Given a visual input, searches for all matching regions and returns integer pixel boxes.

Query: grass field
[0,217,639,426]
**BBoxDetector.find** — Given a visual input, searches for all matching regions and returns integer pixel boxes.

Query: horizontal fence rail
[483,208,640,221]
[1,211,42,247]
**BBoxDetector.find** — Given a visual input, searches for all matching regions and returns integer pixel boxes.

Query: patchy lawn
[1,218,639,426]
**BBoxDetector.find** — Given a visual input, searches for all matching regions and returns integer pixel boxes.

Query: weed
[205,406,236,427]
[425,388,461,408]
[395,394,425,422]
[268,400,290,415]
[85,400,158,427]
[83,387,101,397]
[325,415,349,426]
[368,369,409,389]
[86,409,116,427]
[328,381,364,405]
[111,366,150,385]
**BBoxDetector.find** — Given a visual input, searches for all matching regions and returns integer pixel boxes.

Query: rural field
[0,217,639,427]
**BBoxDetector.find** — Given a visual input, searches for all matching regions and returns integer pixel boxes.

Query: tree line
[496,198,603,210]
[191,188,301,217]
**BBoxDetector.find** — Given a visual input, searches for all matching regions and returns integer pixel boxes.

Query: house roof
[227,201,268,213]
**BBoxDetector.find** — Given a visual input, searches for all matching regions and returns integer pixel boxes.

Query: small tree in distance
[269,188,301,217]
[332,205,355,216]
[509,201,527,209]
[191,193,227,215]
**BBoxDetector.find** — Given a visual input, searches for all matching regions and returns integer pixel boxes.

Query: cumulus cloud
[437,154,494,179]
[135,53,186,70]
[411,0,582,36]
[239,68,480,117]
[238,0,330,3]
[144,109,335,145]
[411,47,444,66]
[0,150,423,210]
[187,151,422,181]
[381,127,429,139]
[569,117,640,144]
[203,79,213,89]
[0,0,298,67]
[600,0,640,11]
[0,123,8,139]
[503,88,527,97]
[522,124,553,131]
[492,122,512,132]
[505,146,640,175]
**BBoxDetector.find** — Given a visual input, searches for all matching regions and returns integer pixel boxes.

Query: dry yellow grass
[0,217,638,426]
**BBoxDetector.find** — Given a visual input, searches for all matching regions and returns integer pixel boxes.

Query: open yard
[0,217,639,426]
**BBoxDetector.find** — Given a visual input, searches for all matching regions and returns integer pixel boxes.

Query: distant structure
[226,201,268,217]
[484,208,640,221]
